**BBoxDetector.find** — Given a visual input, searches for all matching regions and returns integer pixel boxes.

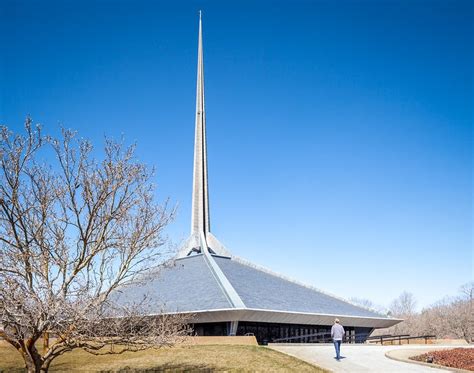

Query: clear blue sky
[1,0,472,310]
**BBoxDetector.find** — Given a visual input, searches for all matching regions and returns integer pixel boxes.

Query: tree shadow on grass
[1,368,26,373]
[3,365,222,373]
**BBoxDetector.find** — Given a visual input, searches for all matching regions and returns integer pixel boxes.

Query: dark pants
[333,340,342,359]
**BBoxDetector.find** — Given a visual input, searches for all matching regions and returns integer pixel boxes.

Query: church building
[115,13,401,344]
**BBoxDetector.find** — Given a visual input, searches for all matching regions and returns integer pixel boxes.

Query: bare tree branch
[0,119,187,373]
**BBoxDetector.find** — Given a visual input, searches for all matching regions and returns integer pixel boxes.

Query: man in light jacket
[331,318,345,360]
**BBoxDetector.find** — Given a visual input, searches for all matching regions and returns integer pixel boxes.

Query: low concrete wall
[183,336,258,346]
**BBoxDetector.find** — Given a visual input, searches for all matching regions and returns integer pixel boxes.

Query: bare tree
[384,292,416,335]
[457,282,473,342]
[375,285,473,342]
[389,291,417,317]
[373,291,418,336]
[349,297,387,315]
[0,119,190,373]
[417,284,473,342]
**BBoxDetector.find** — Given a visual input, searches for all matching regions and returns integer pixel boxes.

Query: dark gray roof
[113,255,233,312]
[214,256,383,318]
[113,254,385,319]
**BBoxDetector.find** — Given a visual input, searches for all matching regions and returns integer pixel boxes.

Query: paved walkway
[269,344,471,372]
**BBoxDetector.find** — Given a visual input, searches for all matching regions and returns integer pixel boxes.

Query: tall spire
[177,13,231,258]
[191,10,210,236]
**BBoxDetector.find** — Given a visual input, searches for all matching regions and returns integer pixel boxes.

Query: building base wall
[192,321,374,344]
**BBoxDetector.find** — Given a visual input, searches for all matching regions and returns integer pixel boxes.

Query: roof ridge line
[201,254,234,308]
[230,255,387,317]
[200,233,246,309]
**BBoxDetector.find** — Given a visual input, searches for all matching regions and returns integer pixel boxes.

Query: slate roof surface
[114,254,233,312]
[114,254,386,319]
[214,256,383,318]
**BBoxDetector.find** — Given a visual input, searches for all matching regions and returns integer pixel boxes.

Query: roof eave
[157,308,403,329]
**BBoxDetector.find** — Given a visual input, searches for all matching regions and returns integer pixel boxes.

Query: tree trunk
[24,356,42,373]
[22,345,45,373]
[40,357,54,373]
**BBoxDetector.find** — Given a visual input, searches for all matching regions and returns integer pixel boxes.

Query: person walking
[331,318,345,360]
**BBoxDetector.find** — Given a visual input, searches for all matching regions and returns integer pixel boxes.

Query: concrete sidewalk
[269,344,472,372]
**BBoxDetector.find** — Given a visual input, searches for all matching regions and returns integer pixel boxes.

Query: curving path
[269,344,471,372]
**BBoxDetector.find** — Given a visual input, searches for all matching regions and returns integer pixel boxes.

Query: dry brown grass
[0,341,327,372]
[184,336,258,345]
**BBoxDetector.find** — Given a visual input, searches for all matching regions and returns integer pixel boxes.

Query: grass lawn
[0,341,327,372]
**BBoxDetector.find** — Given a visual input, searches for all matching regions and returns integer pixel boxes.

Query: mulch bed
[410,348,474,371]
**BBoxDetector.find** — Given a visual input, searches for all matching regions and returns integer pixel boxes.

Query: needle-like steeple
[177,12,230,258]
[191,10,210,236]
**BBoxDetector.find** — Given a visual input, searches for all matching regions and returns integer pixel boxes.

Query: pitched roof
[114,253,386,320]
[214,256,383,318]
[114,255,233,312]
